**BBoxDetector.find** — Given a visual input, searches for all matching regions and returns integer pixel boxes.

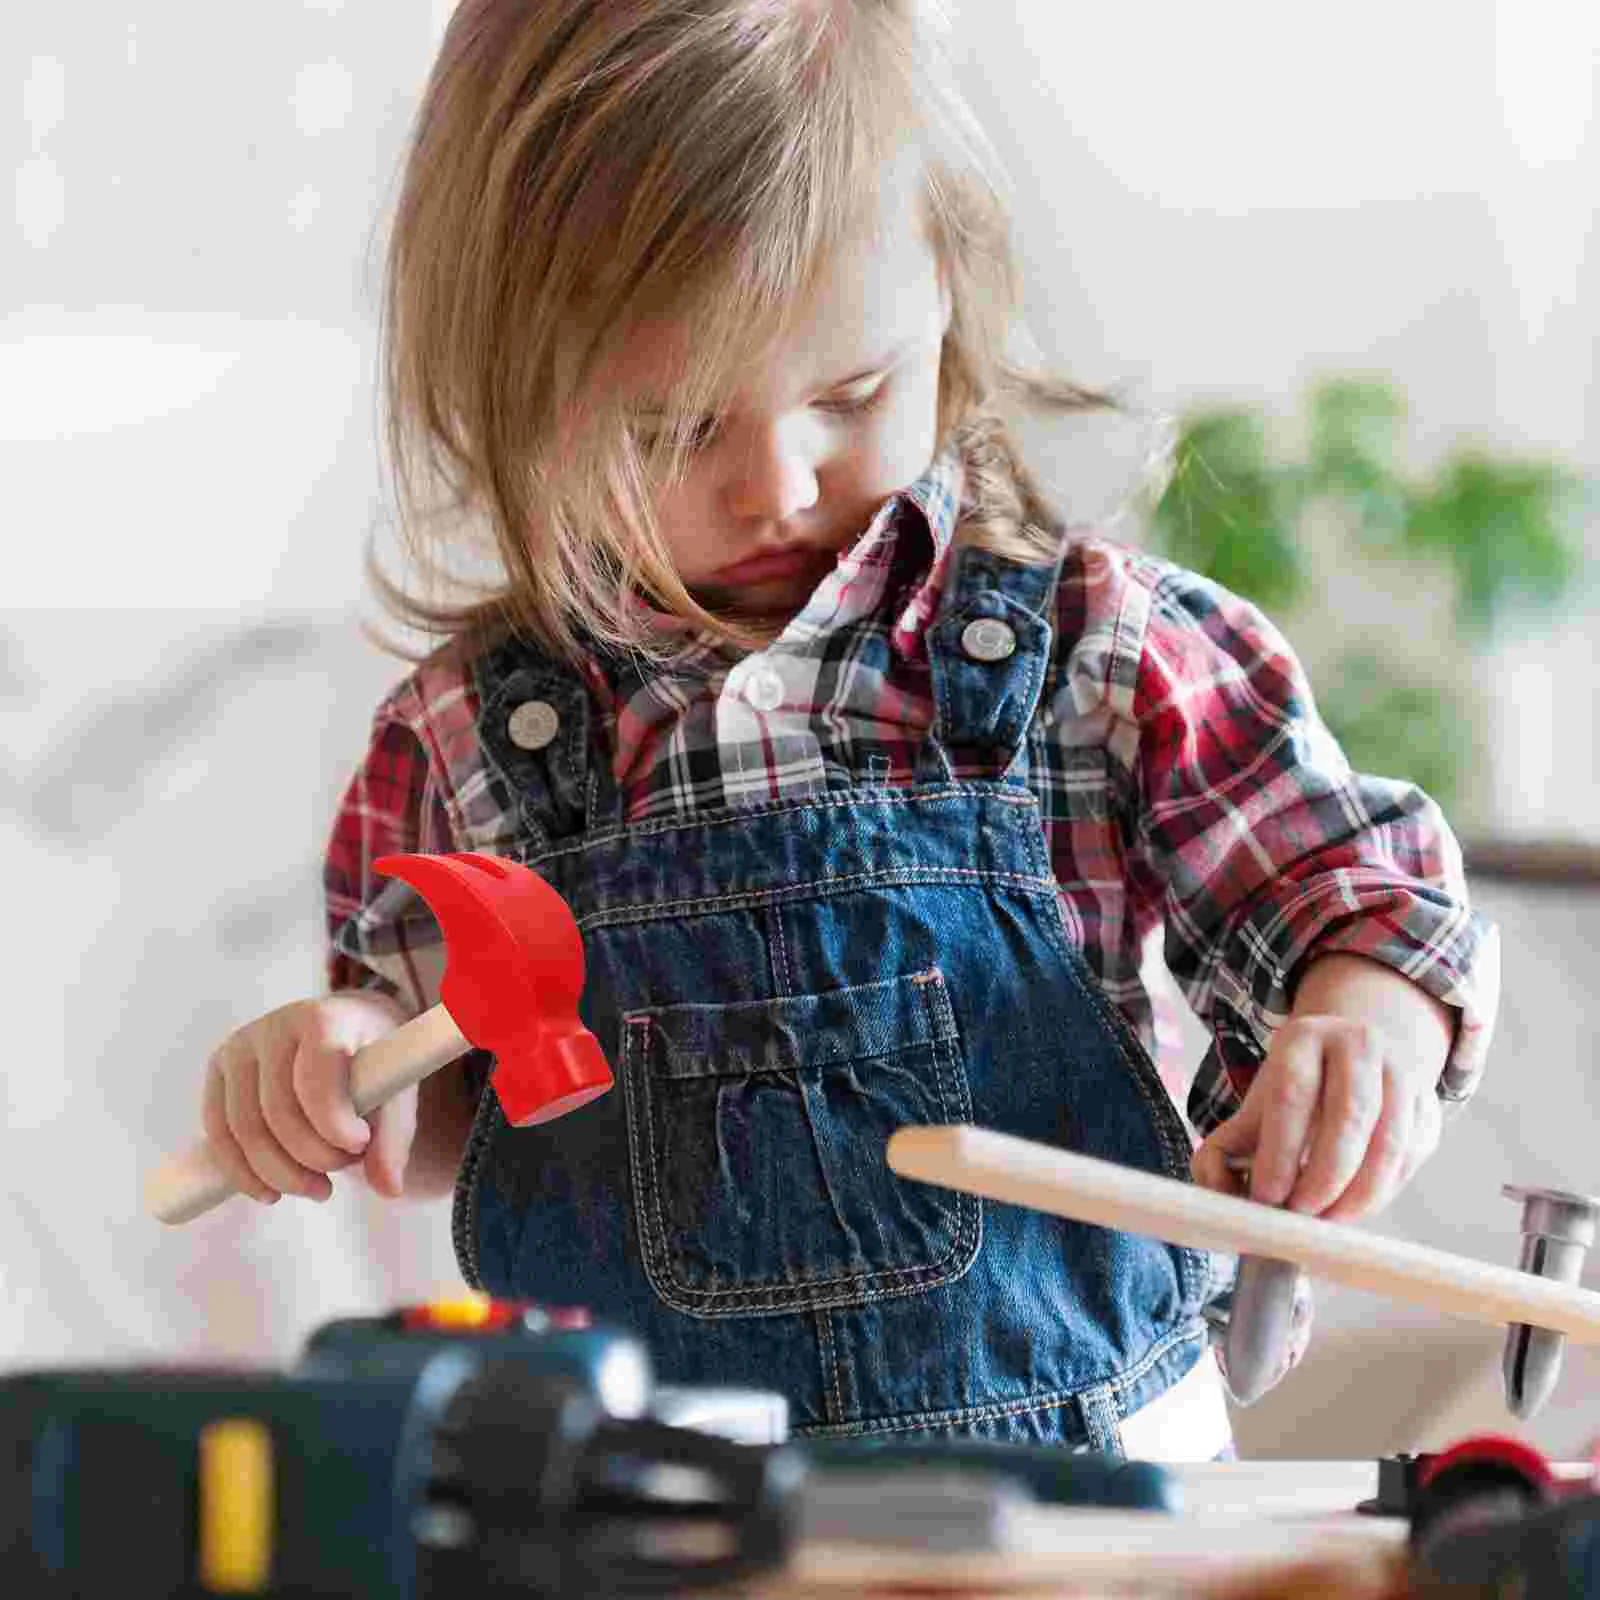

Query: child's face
[619,178,954,620]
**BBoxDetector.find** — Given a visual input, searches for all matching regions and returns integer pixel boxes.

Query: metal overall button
[507,699,561,751]
[959,618,1017,663]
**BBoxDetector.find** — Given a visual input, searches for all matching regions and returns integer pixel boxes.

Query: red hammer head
[373,851,612,1127]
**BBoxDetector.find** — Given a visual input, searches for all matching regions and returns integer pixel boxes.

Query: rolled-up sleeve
[323,704,457,1015]
[1108,560,1501,1138]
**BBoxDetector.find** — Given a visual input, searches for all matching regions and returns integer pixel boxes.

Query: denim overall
[450,541,1218,1450]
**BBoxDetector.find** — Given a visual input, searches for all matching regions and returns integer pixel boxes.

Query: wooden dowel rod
[886,1126,1600,1342]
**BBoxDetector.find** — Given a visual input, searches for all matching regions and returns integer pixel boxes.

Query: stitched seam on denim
[918,973,981,1271]
[628,971,960,1071]
[623,976,978,1312]
[622,1015,678,1312]
[1077,1386,1123,1454]
[914,731,957,783]
[786,1322,1208,1440]
[585,762,606,833]
[815,1308,844,1426]
[919,972,970,1122]
[627,999,753,1311]
[641,987,972,1302]
[932,620,960,759]
[1109,1325,1210,1420]
[1036,890,1194,1177]
[1014,761,1057,884]
[768,904,793,996]
[530,785,1038,862]
[450,1082,501,1292]
[577,867,1057,932]
[918,972,982,1268]
[917,613,961,783]
[1033,895,1209,1308]
[653,1276,968,1318]
[648,1031,954,1082]
[1001,707,1044,789]
[996,619,1050,765]
[625,1017,966,1310]
[632,1193,971,1307]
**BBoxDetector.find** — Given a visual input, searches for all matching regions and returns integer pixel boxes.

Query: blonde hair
[375,0,1114,664]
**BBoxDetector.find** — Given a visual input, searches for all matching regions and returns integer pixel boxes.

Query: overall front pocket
[621,969,981,1317]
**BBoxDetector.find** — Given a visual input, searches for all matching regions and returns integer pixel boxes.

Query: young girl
[198,0,1499,1461]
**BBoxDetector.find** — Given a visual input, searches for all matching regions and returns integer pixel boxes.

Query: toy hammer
[144,852,612,1226]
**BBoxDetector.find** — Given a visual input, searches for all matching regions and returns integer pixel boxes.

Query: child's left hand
[1190,952,1455,1225]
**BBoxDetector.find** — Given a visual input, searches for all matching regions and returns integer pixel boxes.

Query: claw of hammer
[145,851,611,1225]
[375,852,610,1128]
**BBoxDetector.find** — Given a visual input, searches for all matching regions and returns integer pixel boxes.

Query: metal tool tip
[1502,1322,1564,1421]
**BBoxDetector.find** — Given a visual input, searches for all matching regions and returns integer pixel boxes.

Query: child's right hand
[201,990,414,1205]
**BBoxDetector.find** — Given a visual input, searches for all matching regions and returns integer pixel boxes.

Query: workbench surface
[733,1460,1412,1598]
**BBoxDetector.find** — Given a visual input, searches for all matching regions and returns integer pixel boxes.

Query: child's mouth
[710,547,833,587]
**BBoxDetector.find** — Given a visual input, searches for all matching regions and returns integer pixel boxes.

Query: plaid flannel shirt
[325,446,1500,1391]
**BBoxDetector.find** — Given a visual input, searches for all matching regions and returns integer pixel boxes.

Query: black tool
[298,1298,654,1418]
[1,1296,1184,1595]
[1412,1491,1600,1597]
[1,1352,477,1597]
[1403,1433,1600,1597]
[0,1352,796,1598]
[1408,1434,1557,1554]
[415,1366,797,1596]
[1357,1451,1430,1518]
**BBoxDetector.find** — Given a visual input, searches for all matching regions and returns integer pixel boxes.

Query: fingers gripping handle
[146,851,610,1226]
[144,1004,470,1226]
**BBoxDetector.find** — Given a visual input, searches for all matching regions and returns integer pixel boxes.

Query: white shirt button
[960,618,1017,662]
[507,699,561,751]
[742,667,785,712]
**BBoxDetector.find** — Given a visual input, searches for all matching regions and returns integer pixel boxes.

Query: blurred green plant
[1147,378,1593,811]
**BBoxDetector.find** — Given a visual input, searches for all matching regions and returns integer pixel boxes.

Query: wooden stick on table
[886,1125,1600,1341]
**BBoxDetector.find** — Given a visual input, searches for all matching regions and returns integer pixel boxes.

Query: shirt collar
[608,441,966,671]
[766,442,965,662]
[885,441,965,660]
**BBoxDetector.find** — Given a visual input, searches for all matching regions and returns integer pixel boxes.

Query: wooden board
[721,1463,1407,1597]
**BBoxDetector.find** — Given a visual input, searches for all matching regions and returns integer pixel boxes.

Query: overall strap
[916,532,1068,784]
[473,632,619,850]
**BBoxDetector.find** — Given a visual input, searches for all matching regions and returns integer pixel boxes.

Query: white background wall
[3,2,1597,1455]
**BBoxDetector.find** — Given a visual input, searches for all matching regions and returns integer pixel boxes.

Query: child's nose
[722,423,821,523]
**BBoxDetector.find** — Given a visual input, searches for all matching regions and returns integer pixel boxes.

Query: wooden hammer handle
[886,1125,1600,1342]
[144,1004,470,1225]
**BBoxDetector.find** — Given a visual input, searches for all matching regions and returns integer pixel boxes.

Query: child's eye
[819,382,888,417]
[636,418,721,454]
[633,382,885,458]
[677,419,722,452]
